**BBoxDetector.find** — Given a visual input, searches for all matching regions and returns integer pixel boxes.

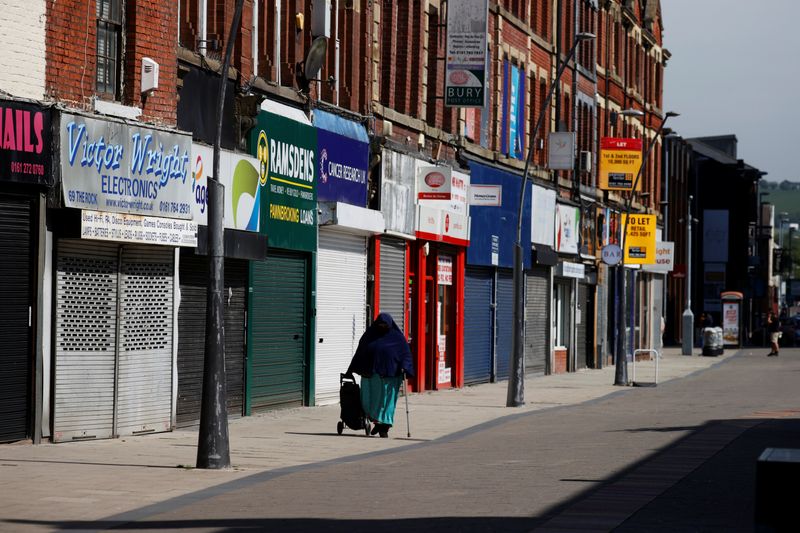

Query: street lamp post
[681,195,695,356]
[613,111,679,386]
[507,32,595,407]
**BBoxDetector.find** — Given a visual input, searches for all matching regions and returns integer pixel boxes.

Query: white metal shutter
[315,229,367,405]
[54,240,119,442]
[116,245,174,436]
[379,237,406,330]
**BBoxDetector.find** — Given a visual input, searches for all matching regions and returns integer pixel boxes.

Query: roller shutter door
[576,282,589,370]
[249,250,308,411]
[316,230,367,405]
[116,245,174,436]
[524,267,550,376]
[176,252,247,427]
[54,240,176,442]
[379,238,406,330]
[495,270,514,380]
[463,266,493,385]
[0,197,33,443]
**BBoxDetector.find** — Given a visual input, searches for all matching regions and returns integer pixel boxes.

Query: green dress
[360,375,403,426]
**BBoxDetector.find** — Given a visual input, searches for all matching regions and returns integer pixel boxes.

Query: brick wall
[0,0,46,99]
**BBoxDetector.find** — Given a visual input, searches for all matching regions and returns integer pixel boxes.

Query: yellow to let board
[623,214,656,264]
[599,137,643,191]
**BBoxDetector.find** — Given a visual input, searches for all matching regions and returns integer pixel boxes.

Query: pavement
[0,346,755,531]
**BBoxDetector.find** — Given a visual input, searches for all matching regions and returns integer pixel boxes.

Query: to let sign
[599,137,642,191]
[623,214,656,264]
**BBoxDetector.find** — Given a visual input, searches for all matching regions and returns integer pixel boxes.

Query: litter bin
[702,327,724,356]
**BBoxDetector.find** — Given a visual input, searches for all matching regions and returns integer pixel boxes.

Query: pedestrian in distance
[767,312,782,357]
[346,312,414,438]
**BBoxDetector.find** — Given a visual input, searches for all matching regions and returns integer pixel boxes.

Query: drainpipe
[199,0,207,56]
[275,0,282,85]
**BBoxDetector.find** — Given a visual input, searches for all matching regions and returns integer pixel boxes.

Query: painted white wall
[0,0,46,99]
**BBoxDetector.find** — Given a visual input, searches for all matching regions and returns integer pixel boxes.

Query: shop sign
[469,184,501,206]
[555,203,580,254]
[191,144,263,231]
[601,244,622,266]
[437,335,451,383]
[599,137,642,191]
[642,241,675,272]
[0,100,52,186]
[253,109,317,251]
[548,132,576,170]
[623,214,657,264]
[438,255,453,285]
[316,129,368,206]
[81,209,198,247]
[444,0,489,107]
[418,166,452,200]
[558,261,585,279]
[416,204,471,246]
[61,113,193,219]
[491,235,499,266]
[531,185,556,246]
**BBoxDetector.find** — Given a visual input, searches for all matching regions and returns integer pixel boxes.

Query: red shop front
[409,205,469,391]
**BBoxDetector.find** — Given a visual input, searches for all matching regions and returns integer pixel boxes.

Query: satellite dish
[304,36,328,81]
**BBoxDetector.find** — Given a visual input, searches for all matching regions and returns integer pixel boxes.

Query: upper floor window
[96,0,122,99]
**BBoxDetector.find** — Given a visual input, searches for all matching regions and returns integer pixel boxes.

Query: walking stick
[403,371,411,438]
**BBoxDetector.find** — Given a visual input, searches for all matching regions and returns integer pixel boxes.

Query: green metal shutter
[177,252,247,426]
[0,197,33,443]
[248,250,308,411]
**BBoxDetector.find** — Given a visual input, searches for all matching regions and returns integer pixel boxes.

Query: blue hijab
[348,312,415,378]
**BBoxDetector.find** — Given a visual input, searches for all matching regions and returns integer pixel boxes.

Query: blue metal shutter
[463,266,493,385]
[495,270,514,380]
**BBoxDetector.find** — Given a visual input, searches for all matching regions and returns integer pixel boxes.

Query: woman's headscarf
[348,312,415,378]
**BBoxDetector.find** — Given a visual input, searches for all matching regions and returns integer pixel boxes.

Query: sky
[662,0,800,182]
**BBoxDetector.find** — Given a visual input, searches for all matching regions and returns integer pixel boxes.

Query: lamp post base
[682,309,694,355]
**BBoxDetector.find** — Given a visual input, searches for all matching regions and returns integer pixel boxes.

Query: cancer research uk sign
[61,113,193,219]
[444,0,489,107]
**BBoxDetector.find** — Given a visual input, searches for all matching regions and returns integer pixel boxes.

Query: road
[7,349,799,532]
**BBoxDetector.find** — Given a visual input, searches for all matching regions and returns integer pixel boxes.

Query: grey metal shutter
[524,266,550,375]
[379,237,406,330]
[463,266,493,385]
[495,270,514,380]
[316,230,367,405]
[249,250,307,411]
[176,253,247,427]
[651,276,664,351]
[115,245,174,436]
[54,240,119,442]
[576,282,589,370]
[0,197,33,443]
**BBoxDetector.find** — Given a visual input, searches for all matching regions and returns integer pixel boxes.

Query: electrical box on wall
[579,150,592,172]
[141,58,159,94]
[312,0,331,38]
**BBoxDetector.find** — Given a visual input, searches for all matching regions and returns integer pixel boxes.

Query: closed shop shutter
[651,276,664,351]
[316,229,367,405]
[54,240,119,442]
[524,266,550,376]
[116,246,174,436]
[0,197,33,443]
[54,240,176,442]
[576,282,589,370]
[379,237,406,329]
[463,266,493,385]
[249,250,307,411]
[176,252,247,427]
[495,270,514,380]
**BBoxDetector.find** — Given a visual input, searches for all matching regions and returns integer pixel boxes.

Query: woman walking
[346,313,414,438]
[767,312,781,357]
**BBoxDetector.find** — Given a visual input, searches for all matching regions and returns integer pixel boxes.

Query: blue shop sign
[314,110,369,207]
[466,161,531,269]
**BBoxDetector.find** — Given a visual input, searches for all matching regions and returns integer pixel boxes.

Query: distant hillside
[760,181,800,222]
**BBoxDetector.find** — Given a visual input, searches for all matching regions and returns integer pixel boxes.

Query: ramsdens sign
[253,109,317,252]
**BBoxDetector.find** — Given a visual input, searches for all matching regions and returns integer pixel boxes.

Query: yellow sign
[623,214,656,264]
[599,137,643,191]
